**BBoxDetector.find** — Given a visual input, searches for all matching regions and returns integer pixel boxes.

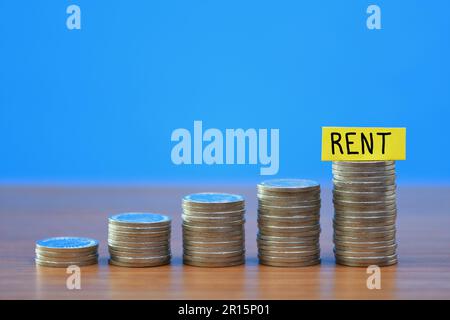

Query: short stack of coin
[182,193,246,267]
[257,179,321,267]
[35,237,99,267]
[108,212,171,267]
[332,161,397,267]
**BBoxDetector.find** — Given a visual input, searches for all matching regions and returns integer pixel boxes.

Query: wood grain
[1,185,449,300]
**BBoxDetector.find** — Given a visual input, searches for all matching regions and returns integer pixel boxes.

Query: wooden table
[1,185,449,300]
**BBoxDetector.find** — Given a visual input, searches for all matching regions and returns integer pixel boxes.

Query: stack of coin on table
[332,161,397,267]
[182,193,246,267]
[35,237,99,267]
[108,212,171,267]
[257,179,321,267]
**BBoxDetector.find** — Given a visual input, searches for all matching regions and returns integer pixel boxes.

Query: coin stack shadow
[35,237,99,267]
[257,179,321,267]
[182,193,246,267]
[332,161,398,267]
[108,212,171,267]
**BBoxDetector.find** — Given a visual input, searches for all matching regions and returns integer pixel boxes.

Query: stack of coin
[35,237,99,267]
[257,179,321,267]
[332,161,397,267]
[182,193,246,267]
[108,212,171,267]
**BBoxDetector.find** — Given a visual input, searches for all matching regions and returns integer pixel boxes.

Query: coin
[182,192,246,267]
[257,254,320,263]
[36,237,98,253]
[35,258,98,268]
[257,179,321,267]
[183,258,245,268]
[109,212,171,227]
[332,161,398,267]
[183,254,245,264]
[183,244,245,252]
[108,212,171,267]
[257,179,320,193]
[109,258,170,268]
[35,237,99,268]
[259,259,320,267]
[35,253,98,263]
[183,249,245,259]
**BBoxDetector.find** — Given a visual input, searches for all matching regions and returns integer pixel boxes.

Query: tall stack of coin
[108,212,171,267]
[182,193,245,267]
[257,179,321,267]
[332,161,397,267]
[35,237,99,267]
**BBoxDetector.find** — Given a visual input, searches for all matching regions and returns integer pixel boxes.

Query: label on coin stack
[108,212,171,267]
[257,179,321,267]
[35,237,99,267]
[332,161,398,267]
[182,193,246,267]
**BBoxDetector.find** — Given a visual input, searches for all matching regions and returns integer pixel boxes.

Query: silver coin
[35,253,98,263]
[109,258,170,268]
[36,258,98,268]
[108,240,170,249]
[332,170,396,177]
[109,212,171,227]
[259,248,320,257]
[259,231,320,238]
[334,248,396,257]
[332,160,395,167]
[334,203,396,211]
[258,208,320,218]
[333,219,396,228]
[183,193,244,205]
[257,238,319,247]
[35,248,97,258]
[258,218,320,228]
[108,223,170,232]
[333,223,396,232]
[108,230,171,238]
[110,254,170,262]
[183,254,245,264]
[257,179,320,193]
[108,244,170,252]
[183,231,244,240]
[183,245,244,253]
[258,213,320,220]
[183,235,244,243]
[182,218,245,227]
[182,211,245,221]
[257,234,319,243]
[335,209,397,218]
[333,178,396,191]
[259,223,320,231]
[332,163,396,171]
[108,231,171,239]
[334,238,396,247]
[333,191,396,201]
[334,233,396,242]
[257,254,320,263]
[183,258,245,267]
[333,188,396,196]
[109,249,170,258]
[335,252,397,260]
[36,237,99,253]
[183,249,245,258]
[258,193,320,202]
[334,243,397,252]
[259,258,320,267]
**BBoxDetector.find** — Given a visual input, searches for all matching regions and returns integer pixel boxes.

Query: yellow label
[321,127,406,161]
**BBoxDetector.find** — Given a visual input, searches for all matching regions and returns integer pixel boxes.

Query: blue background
[1,0,449,184]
